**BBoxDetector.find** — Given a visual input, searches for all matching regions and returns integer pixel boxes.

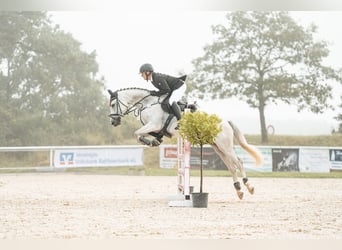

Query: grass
[3,166,340,178]
[73,167,342,178]
[1,165,342,178]
[245,134,342,146]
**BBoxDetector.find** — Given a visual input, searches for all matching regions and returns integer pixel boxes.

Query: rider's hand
[150,91,159,96]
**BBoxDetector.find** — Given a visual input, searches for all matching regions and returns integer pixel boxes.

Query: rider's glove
[150,91,159,96]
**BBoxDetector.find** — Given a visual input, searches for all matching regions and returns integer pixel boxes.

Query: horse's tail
[228,121,263,166]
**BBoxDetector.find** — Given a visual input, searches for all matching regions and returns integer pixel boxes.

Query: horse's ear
[107,89,114,96]
[178,75,187,81]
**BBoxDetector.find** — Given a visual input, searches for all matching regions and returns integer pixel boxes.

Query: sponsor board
[54,148,144,168]
[160,145,341,173]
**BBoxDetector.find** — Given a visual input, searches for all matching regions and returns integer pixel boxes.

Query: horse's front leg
[134,123,162,147]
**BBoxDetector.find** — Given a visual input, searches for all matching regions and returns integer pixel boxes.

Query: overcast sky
[50,11,342,135]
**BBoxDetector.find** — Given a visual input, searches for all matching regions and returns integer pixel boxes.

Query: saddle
[149,99,197,142]
[177,100,197,113]
[160,97,197,114]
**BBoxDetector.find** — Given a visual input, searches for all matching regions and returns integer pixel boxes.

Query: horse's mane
[117,87,150,93]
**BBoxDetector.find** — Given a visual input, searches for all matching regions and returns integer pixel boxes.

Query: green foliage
[188,11,342,143]
[334,96,342,133]
[178,111,222,146]
[0,11,127,146]
[178,111,222,192]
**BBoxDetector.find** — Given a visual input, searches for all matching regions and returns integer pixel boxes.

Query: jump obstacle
[168,108,193,207]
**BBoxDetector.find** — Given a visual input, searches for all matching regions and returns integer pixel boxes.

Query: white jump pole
[168,108,192,207]
[183,130,191,200]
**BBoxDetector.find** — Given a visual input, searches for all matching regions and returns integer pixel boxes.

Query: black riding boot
[171,101,182,120]
[171,101,182,129]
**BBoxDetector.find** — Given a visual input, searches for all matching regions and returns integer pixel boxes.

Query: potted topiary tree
[178,111,222,208]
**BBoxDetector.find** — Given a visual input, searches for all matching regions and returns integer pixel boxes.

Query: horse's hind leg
[243,177,254,195]
[212,144,244,200]
[237,157,254,195]
[230,161,245,200]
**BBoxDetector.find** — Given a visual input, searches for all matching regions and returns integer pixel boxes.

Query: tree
[188,11,342,142]
[334,96,342,133]
[0,11,112,146]
[178,111,222,193]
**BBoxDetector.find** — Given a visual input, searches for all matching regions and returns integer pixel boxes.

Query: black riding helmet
[139,63,154,73]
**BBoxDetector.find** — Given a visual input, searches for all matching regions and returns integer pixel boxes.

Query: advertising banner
[300,148,330,173]
[54,148,144,168]
[189,147,225,170]
[160,145,226,170]
[160,145,272,171]
[234,146,273,172]
[329,149,342,171]
[159,144,178,169]
[160,145,342,173]
[272,148,299,172]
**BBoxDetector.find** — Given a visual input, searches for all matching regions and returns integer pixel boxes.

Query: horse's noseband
[109,113,122,126]
[108,113,123,119]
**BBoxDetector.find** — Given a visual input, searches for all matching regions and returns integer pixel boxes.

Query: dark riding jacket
[150,72,185,97]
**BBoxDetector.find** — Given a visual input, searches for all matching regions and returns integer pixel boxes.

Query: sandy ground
[0,173,341,239]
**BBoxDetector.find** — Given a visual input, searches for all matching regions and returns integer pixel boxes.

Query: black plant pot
[191,192,209,208]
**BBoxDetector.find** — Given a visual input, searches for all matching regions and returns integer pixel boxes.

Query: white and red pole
[168,108,192,206]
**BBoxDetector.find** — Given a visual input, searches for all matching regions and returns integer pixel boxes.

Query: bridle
[108,89,160,121]
[108,91,125,119]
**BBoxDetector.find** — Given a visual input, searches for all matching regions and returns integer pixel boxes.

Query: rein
[110,89,161,120]
[123,94,154,117]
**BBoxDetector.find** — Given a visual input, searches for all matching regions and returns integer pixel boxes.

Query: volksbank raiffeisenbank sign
[54,147,144,168]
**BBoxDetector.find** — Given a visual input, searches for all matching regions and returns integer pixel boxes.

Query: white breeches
[170,83,186,103]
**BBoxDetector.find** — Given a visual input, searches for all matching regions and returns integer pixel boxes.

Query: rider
[139,63,186,124]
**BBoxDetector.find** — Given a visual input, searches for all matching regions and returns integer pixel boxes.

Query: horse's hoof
[151,139,160,147]
[237,191,244,200]
[139,137,151,146]
[245,183,255,195]
[247,186,255,195]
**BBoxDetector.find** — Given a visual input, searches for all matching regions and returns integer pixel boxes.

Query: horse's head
[107,87,153,127]
[108,89,122,126]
